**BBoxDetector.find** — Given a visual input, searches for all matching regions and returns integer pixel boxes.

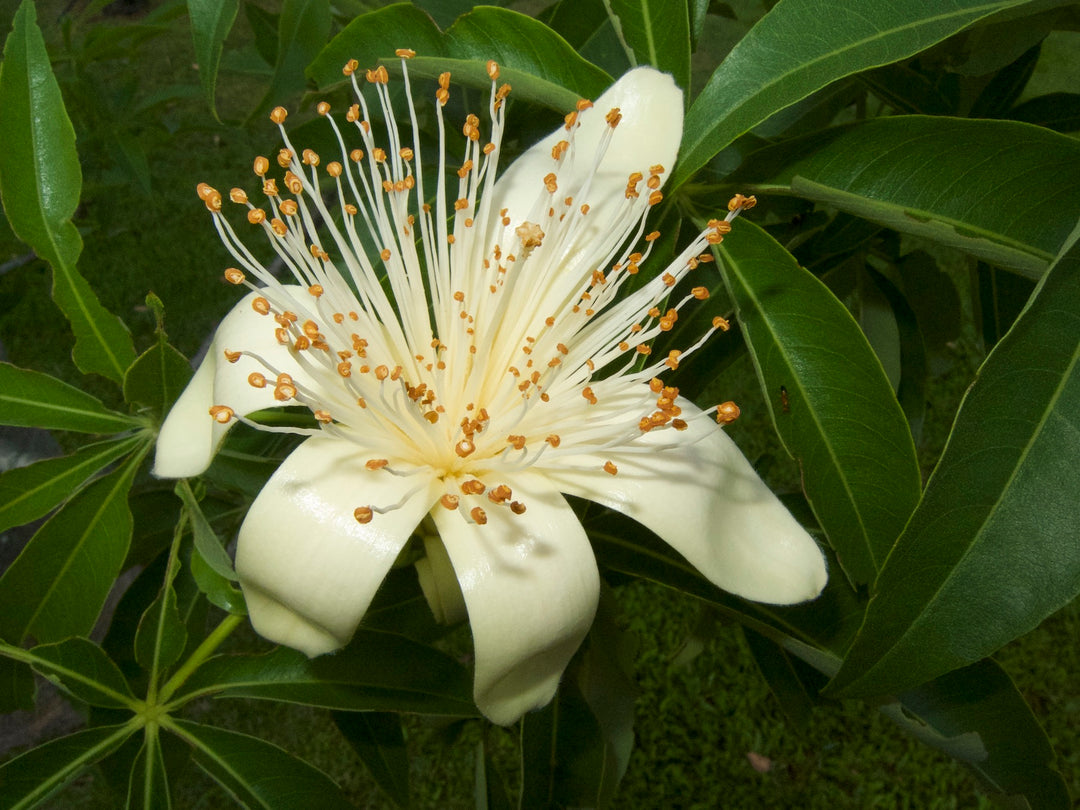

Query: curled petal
[236,436,440,657]
[542,403,827,605]
[153,288,307,478]
[431,471,600,726]
[489,67,683,253]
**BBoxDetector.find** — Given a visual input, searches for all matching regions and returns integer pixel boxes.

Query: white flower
[155,56,827,725]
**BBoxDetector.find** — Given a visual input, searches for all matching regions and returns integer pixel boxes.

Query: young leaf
[717,219,921,585]
[0,0,136,382]
[174,480,237,580]
[673,0,1035,189]
[0,723,135,810]
[828,218,1080,698]
[607,0,691,91]
[0,447,145,645]
[167,719,354,810]
[23,637,137,709]
[123,339,193,418]
[0,435,142,535]
[172,632,477,716]
[187,0,239,120]
[188,542,247,615]
[332,711,409,808]
[740,117,1080,278]
[134,583,188,675]
[0,363,141,433]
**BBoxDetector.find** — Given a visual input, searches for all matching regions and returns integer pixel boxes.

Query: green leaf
[21,637,137,709]
[827,217,1080,698]
[740,117,1080,278]
[742,627,817,728]
[0,435,142,536]
[885,661,1070,808]
[126,729,172,810]
[0,723,135,810]
[673,0,1034,189]
[175,480,237,580]
[134,583,188,675]
[717,219,921,585]
[0,362,140,433]
[188,541,247,615]
[608,0,691,92]
[172,632,477,716]
[253,0,330,120]
[167,719,354,810]
[444,7,612,106]
[0,655,35,713]
[187,0,239,120]
[474,741,513,810]
[0,0,135,381]
[123,335,193,418]
[308,4,612,111]
[0,447,145,644]
[307,3,447,90]
[332,712,409,808]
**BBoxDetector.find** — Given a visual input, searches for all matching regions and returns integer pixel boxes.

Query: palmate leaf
[18,637,137,709]
[736,117,1080,278]
[0,0,135,382]
[0,446,146,645]
[0,723,135,810]
[827,217,1080,699]
[717,219,921,585]
[173,631,477,716]
[167,720,353,810]
[672,0,1036,190]
[126,729,172,810]
[252,0,330,121]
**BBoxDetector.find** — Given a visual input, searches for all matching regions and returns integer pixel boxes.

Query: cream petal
[153,288,306,478]
[235,436,440,657]
[490,66,683,247]
[541,404,828,605]
[431,471,600,726]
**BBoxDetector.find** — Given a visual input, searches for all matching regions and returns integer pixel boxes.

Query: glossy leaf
[332,712,409,808]
[254,0,330,119]
[308,4,611,111]
[673,0,1033,189]
[175,480,237,580]
[22,637,136,709]
[0,449,144,644]
[828,218,1080,698]
[126,729,172,810]
[187,0,239,120]
[306,3,447,90]
[742,117,1080,277]
[0,0,135,382]
[0,363,140,433]
[168,720,354,810]
[123,337,193,418]
[0,435,142,536]
[174,632,477,715]
[717,219,921,585]
[608,0,691,92]
[0,723,135,810]
[188,542,247,614]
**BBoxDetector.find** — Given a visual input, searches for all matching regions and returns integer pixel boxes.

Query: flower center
[197,53,753,525]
